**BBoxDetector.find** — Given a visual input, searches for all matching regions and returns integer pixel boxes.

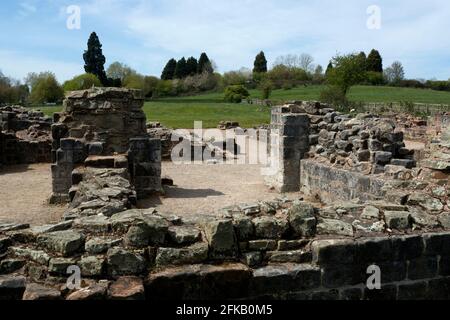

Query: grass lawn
[36,85,450,128]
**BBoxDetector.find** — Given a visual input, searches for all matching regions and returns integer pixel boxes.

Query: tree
[384,61,405,84]
[83,32,108,85]
[107,62,135,82]
[63,73,101,91]
[273,54,299,68]
[27,72,64,104]
[197,53,213,74]
[174,57,188,79]
[326,53,367,95]
[253,51,268,73]
[313,65,324,83]
[325,62,334,77]
[299,53,314,73]
[122,73,145,91]
[186,57,199,76]
[143,76,160,98]
[161,58,177,80]
[366,49,383,73]
[357,51,367,70]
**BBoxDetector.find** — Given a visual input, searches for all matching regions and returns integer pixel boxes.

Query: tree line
[1,31,449,105]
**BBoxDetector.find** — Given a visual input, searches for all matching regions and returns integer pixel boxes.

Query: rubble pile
[299,102,416,174]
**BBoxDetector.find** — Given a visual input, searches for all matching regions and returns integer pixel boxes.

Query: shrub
[260,80,273,99]
[224,85,250,103]
[395,79,425,89]
[425,80,450,91]
[319,85,348,107]
[63,73,101,91]
[265,65,310,89]
[365,71,385,86]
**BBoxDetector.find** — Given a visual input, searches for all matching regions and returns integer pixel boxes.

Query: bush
[319,85,348,107]
[425,80,450,91]
[394,79,425,89]
[63,73,101,91]
[365,71,385,86]
[154,80,176,98]
[28,72,64,104]
[265,65,311,89]
[224,85,250,103]
[260,80,273,99]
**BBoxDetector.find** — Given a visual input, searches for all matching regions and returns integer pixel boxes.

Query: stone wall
[0,106,52,166]
[300,160,386,203]
[360,102,450,116]
[50,88,161,203]
[1,197,450,300]
[264,101,415,194]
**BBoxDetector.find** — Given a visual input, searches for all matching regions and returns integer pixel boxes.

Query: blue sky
[0,0,449,82]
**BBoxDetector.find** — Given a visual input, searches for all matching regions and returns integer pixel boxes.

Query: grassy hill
[39,85,450,128]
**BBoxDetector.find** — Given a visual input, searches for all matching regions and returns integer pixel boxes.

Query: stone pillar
[129,137,162,199]
[263,105,310,192]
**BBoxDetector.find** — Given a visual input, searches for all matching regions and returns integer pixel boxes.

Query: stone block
[253,216,289,239]
[398,281,427,300]
[384,211,411,230]
[203,220,238,259]
[311,239,356,266]
[78,255,105,277]
[249,264,320,296]
[108,277,144,300]
[37,230,85,257]
[364,284,397,300]
[0,275,27,300]
[155,242,209,266]
[146,263,252,300]
[106,248,146,276]
[408,257,438,280]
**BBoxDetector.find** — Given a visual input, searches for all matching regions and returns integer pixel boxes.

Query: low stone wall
[360,103,450,116]
[1,194,449,300]
[0,106,52,166]
[300,160,386,203]
[146,233,450,300]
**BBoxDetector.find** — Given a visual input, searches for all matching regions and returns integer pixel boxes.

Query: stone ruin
[0,97,450,300]
[0,106,52,168]
[50,88,162,205]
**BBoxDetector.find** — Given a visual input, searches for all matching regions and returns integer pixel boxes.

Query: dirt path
[139,162,301,216]
[0,162,300,225]
[0,164,66,226]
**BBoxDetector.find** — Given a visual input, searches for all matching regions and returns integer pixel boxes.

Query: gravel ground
[0,162,301,225]
[0,164,66,226]
[140,162,301,216]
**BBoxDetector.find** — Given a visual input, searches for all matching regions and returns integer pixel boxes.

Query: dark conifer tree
[161,58,177,80]
[366,49,383,73]
[174,57,188,79]
[186,57,199,76]
[253,51,268,73]
[197,53,213,74]
[83,32,108,85]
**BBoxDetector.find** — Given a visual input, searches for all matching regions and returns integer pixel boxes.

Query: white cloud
[18,1,37,17]
[5,0,450,80]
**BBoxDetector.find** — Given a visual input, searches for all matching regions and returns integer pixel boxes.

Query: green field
[38,85,450,128]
